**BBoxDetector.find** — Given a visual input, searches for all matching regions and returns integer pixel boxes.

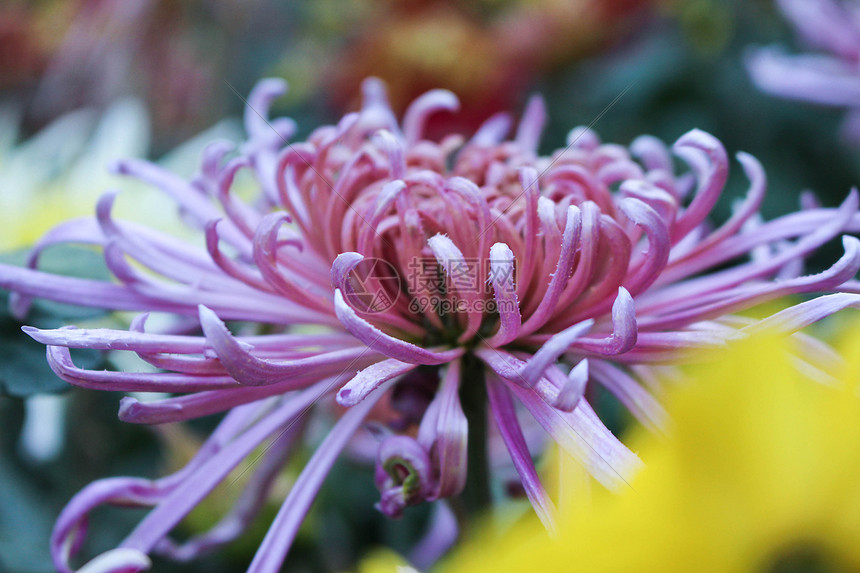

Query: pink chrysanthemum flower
[747,0,860,142]
[3,78,860,572]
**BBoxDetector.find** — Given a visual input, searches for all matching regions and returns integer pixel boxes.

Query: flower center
[337,137,611,347]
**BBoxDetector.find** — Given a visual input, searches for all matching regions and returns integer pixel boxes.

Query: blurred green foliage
[0,246,110,397]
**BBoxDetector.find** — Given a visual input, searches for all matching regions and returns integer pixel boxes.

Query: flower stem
[458,354,491,529]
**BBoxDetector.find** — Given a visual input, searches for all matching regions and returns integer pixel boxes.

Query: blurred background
[1,1,858,571]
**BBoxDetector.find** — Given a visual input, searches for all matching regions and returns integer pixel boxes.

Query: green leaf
[0,245,110,397]
[1,245,114,321]
[0,309,104,397]
[0,461,57,573]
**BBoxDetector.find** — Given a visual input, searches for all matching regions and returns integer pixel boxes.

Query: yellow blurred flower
[0,100,240,252]
[367,330,860,572]
[0,100,147,250]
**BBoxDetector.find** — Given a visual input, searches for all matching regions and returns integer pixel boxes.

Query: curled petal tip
[403,89,460,143]
[335,388,352,404]
[97,189,121,204]
[518,165,540,191]
[471,112,512,146]
[519,319,594,387]
[378,179,407,204]
[735,151,766,185]
[201,140,236,178]
[555,359,588,412]
[609,287,638,354]
[843,234,860,256]
[203,138,235,155]
[129,312,150,332]
[446,176,481,197]
[376,435,433,508]
[515,94,547,153]
[362,76,387,95]
[21,325,38,338]
[337,360,416,407]
[487,242,521,346]
[847,186,860,206]
[117,397,140,421]
[253,77,289,97]
[734,150,754,163]
[334,290,463,365]
[489,242,514,264]
[673,128,722,151]
[372,130,407,178]
[197,304,217,323]
[77,548,151,573]
[331,252,364,290]
[108,159,129,175]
